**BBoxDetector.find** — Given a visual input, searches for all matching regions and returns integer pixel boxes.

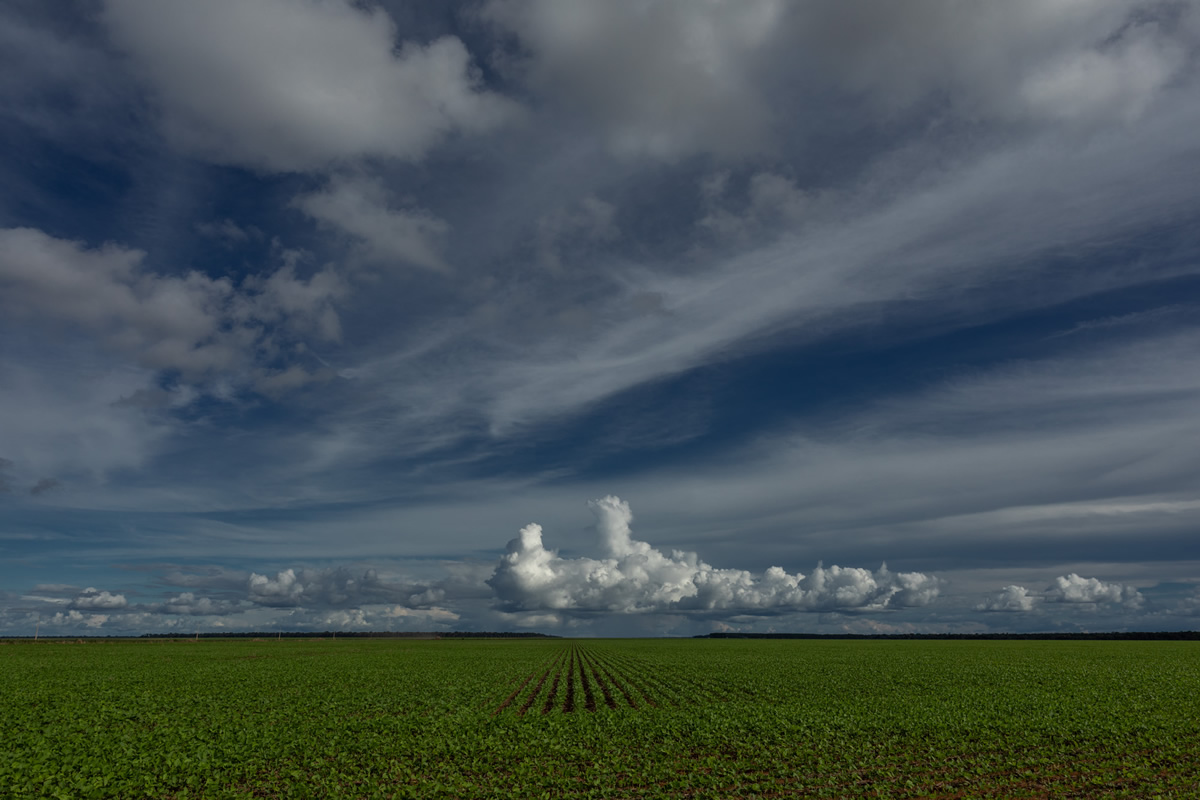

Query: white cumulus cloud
[1046,573,1143,608]
[978,574,1145,612]
[70,587,128,610]
[50,610,110,628]
[488,496,940,614]
[977,584,1038,612]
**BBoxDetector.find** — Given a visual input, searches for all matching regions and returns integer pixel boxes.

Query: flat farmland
[3,638,1198,798]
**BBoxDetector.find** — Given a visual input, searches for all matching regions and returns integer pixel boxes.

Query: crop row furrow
[562,648,578,713]
[577,647,598,712]
[590,651,642,709]
[620,649,730,703]
[489,644,719,715]
[517,650,566,716]
[490,648,566,716]
[540,651,567,715]
[579,649,618,710]
[578,647,643,710]
[603,651,686,707]
[586,650,654,708]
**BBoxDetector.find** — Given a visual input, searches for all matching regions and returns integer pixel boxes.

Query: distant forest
[699,631,1200,641]
[136,631,560,639]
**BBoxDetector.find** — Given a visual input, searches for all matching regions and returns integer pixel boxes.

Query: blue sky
[3,0,1200,636]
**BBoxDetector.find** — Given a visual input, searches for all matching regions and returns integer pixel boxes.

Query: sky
[2,0,1200,637]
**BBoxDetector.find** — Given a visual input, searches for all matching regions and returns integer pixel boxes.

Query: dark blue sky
[3,0,1200,635]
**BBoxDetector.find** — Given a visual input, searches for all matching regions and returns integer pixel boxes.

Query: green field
[3,638,1198,798]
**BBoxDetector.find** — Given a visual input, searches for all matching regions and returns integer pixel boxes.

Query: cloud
[1046,573,1143,608]
[100,8,1196,475]
[30,584,77,594]
[0,229,215,372]
[28,478,61,496]
[316,608,369,629]
[696,170,808,240]
[6,564,458,634]
[535,195,619,271]
[1171,588,1200,617]
[482,1,1193,164]
[977,585,1037,613]
[275,603,461,632]
[0,361,168,481]
[158,592,236,616]
[0,5,136,144]
[49,610,110,629]
[776,1,1189,124]
[238,258,347,345]
[104,0,517,172]
[3,2,1198,640]
[412,98,1200,442]
[977,575,1143,613]
[70,587,128,610]
[488,496,940,614]
[482,0,780,159]
[1018,19,1185,123]
[246,569,305,606]
[246,567,421,609]
[384,606,460,624]
[0,226,345,390]
[195,219,261,246]
[293,175,449,271]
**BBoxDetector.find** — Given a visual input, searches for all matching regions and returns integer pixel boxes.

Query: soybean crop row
[489,643,735,715]
[3,637,1199,798]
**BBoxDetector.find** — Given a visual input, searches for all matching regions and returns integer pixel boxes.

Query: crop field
[3,638,1199,798]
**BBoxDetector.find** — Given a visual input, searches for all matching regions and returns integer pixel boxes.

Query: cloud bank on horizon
[6,494,1170,636]
[2,0,1200,636]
